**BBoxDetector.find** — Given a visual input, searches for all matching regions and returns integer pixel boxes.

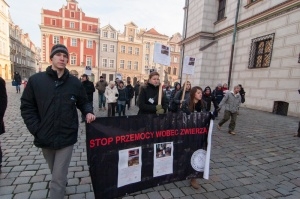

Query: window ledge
[244,0,263,9]
[214,17,227,25]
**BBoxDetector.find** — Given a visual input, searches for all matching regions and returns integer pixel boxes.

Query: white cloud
[6,0,184,47]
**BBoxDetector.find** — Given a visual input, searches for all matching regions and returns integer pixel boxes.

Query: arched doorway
[70,70,79,78]
[90,73,95,83]
[133,77,137,85]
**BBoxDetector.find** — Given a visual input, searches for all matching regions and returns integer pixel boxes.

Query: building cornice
[40,25,99,39]
[180,0,300,45]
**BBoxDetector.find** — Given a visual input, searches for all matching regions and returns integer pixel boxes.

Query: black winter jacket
[0,77,7,135]
[20,66,93,149]
[82,80,95,102]
[138,83,168,115]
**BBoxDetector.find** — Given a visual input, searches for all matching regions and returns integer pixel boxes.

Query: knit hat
[50,44,69,59]
[217,83,222,87]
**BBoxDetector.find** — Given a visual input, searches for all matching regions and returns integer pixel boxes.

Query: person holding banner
[173,81,192,108]
[181,86,207,189]
[20,44,96,199]
[138,71,168,115]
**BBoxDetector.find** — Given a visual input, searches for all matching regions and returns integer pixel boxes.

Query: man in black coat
[126,80,134,110]
[20,44,95,198]
[0,77,7,174]
[81,74,95,122]
[134,81,140,106]
[13,71,22,93]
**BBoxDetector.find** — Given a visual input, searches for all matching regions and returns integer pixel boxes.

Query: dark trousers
[0,141,2,167]
[127,98,132,109]
[108,103,116,117]
[218,110,238,132]
[297,121,300,137]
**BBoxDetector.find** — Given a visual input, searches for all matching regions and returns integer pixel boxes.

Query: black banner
[86,112,212,198]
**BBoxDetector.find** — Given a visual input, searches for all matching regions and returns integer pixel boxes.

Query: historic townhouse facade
[139,28,169,83]
[0,0,10,79]
[40,0,100,82]
[99,24,118,82]
[117,22,143,85]
[181,0,300,117]
[168,33,182,86]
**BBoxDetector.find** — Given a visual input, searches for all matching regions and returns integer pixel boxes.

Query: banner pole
[180,74,189,108]
[158,64,164,105]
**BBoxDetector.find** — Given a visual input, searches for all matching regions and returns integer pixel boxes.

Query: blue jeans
[98,93,106,108]
[117,101,126,116]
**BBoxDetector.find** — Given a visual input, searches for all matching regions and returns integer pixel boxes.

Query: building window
[109,60,114,68]
[70,22,75,28]
[170,46,175,52]
[217,0,226,21]
[102,44,107,52]
[53,36,59,44]
[87,40,93,48]
[121,45,125,53]
[167,67,171,74]
[129,36,134,42]
[248,33,275,69]
[127,61,132,70]
[110,45,115,52]
[135,48,139,55]
[145,54,149,62]
[71,12,75,18]
[103,31,108,38]
[110,32,115,39]
[88,25,92,31]
[146,42,150,49]
[52,19,56,26]
[70,55,76,65]
[71,38,77,46]
[173,68,177,75]
[120,60,124,69]
[102,59,108,67]
[134,61,138,70]
[86,57,92,66]
[128,47,132,54]
[174,57,178,63]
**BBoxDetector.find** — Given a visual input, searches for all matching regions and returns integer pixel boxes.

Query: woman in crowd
[181,86,207,189]
[117,81,128,116]
[138,71,168,115]
[104,81,119,117]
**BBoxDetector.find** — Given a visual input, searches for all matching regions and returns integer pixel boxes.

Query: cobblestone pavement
[0,83,299,199]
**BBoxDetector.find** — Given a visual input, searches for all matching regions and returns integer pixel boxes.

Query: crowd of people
[1,44,298,198]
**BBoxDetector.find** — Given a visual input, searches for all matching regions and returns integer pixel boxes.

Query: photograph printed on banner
[156,142,172,158]
[188,57,195,66]
[128,149,140,166]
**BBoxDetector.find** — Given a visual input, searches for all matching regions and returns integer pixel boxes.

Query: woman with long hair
[181,86,207,189]
[138,71,168,115]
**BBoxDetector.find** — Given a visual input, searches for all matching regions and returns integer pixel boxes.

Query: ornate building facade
[0,0,10,79]
[181,0,300,116]
[40,0,100,82]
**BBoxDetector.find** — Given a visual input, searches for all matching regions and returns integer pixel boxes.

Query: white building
[181,0,300,117]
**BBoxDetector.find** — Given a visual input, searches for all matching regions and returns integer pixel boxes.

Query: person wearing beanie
[21,43,95,198]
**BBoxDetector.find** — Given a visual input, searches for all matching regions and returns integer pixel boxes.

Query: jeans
[118,101,126,116]
[42,145,74,199]
[16,84,21,92]
[218,110,238,132]
[98,93,106,108]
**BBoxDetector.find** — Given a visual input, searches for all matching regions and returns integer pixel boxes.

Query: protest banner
[86,112,213,198]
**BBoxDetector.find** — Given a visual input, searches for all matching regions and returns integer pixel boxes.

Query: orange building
[40,0,100,81]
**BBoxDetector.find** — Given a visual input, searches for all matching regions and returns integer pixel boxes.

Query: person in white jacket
[104,81,119,117]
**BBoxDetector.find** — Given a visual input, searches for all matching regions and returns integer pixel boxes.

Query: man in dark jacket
[95,76,108,110]
[13,71,22,93]
[0,77,7,174]
[81,74,95,122]
[202,86,219,112]
[20,44,95,199]
[126,80,134,109]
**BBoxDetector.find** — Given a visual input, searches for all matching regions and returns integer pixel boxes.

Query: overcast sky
[6,0,185,47]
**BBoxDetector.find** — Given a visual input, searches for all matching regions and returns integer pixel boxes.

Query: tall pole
[97,28,101,82]
[228,0,240,89]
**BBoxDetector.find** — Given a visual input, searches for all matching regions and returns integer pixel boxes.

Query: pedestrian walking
[95,76,108,111]
[117,81,128,116]
[138,71,167,115]
[134,81,140,106]
[20,44,96,199]
[0,77,7,174]
[81,74,95,122]
[126,80,134,110]
[13,71,22,93]
[217,85,241,135]
[105,81,119,117]
[180,86,207,189]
